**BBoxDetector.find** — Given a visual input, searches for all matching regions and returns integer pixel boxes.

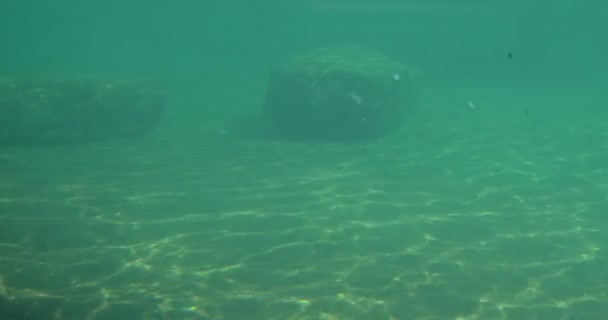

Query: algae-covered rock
[0,76,166,145]
[264,46,418,140]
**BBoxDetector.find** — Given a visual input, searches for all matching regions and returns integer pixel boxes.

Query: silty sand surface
[1,83,607,320]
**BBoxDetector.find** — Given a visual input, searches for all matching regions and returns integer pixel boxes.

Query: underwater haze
[1,0,608,319]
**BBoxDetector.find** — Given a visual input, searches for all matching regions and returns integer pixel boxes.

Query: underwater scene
[1,1,607,319]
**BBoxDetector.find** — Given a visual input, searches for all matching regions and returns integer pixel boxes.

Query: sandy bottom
[1,83,607,320]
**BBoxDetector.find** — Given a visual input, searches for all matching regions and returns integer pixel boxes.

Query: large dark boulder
[0,76,166,145]
[264,46,418,140]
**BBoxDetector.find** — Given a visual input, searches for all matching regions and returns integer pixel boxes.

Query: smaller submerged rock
[0,76,166,145]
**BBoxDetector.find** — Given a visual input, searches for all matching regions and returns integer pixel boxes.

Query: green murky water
[1,1,607,319]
